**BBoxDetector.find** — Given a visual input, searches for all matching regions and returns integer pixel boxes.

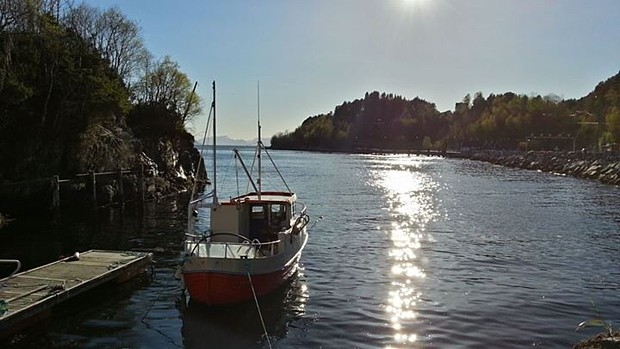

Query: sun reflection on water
[372,156,438,348]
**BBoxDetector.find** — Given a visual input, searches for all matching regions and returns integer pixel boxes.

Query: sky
[85,0,620,141]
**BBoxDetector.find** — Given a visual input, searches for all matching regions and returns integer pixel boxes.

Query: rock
[458,150,620,186]
[573,331,620,349]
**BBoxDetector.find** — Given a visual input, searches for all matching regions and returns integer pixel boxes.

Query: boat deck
[0,250,152,338]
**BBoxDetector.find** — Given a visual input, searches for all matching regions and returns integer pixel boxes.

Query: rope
[262,144,292,193]
[246,146,259,193]
[309,215,324,230]
[216,151,238,197]
[245,260,272,349]
[141,275,183,348]
[190,102,213,201]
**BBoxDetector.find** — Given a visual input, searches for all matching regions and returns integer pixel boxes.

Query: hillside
[272,71,620,152]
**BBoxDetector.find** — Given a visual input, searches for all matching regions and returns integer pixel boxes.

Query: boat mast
[257,81,262,200]
[212,81,218,205]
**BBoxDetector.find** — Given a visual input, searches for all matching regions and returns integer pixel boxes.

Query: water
[1,150,619,348]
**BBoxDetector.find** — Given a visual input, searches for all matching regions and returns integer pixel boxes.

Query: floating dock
[0,250,152,338]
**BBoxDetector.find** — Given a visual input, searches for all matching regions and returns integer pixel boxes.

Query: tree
[133,55,202,125]
[605,106,620,143]
[63,3,147,85]
[0,1,135,178]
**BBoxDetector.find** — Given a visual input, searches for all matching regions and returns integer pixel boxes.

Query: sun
[400,0,432,11]
[391,0,435,17]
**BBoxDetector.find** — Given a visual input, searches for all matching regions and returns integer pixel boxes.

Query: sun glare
[400,0,432,12]
[402,0,429,5]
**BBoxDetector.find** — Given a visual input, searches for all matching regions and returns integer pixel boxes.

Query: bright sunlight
[401,0,431,7]
[396,0,435,16]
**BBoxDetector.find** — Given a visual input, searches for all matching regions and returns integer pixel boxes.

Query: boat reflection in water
[180,269,308,348]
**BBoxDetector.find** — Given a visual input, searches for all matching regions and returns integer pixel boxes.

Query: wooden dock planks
[0,250,152,338]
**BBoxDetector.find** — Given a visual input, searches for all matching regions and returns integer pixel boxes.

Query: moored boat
[178,82,310,305]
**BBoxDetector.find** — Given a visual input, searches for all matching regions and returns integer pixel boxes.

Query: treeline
[0,0,203,183]
[271,72,620,152]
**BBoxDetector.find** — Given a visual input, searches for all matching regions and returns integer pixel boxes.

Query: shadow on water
[0,193,189,269]
[180,271,309,349]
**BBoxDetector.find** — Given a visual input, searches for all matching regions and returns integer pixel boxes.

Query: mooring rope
[245,265,272,349]
[141,272,183,348]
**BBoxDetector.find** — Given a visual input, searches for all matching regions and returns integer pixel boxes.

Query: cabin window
[270,204,287,229]
[271,204,285,218]
[251,205,265,219]
[250,205,267,240]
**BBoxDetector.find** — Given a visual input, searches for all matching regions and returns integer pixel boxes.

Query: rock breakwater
[460,150,620,185]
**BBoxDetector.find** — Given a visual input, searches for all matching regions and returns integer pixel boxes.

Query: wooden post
[51,175,60,209]
[117,168,124,203]
[90,170,97,208]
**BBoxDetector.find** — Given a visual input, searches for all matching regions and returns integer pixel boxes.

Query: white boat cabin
[210,191,297,243]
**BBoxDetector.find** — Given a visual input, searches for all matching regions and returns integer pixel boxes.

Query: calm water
[1,150,619,348]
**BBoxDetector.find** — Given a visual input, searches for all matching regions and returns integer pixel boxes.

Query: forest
[0,0,203,184]
[271,73,620,153]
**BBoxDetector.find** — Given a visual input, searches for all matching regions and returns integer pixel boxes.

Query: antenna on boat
[257,80,262,200]
[212,81,218,205]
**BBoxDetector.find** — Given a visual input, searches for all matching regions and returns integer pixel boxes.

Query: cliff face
[139,133,205,200]
[463,150,620,185]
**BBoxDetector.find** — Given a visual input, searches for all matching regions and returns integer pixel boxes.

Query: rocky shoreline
[456,150,620,186]
[573,331,620,349]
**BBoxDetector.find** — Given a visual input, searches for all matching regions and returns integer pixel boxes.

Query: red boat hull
[183,256,300,305]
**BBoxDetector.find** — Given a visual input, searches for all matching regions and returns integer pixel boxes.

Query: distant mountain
[195,136,270,146]
[216,136,253,146]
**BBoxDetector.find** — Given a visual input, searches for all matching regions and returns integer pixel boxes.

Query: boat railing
[221,239,281,259]
[294,201,307,217]
[186,234,281,259]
